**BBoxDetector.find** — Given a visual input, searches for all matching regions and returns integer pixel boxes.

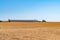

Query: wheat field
[0,22,60,40]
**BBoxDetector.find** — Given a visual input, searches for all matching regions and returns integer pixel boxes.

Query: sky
[0,0,60,21]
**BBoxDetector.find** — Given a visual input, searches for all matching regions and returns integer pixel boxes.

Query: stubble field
[0,22,60,40]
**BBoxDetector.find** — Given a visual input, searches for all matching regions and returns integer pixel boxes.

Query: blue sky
[0,0,60,21]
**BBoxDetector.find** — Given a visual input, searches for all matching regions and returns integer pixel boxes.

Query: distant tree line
[0,19,46,22]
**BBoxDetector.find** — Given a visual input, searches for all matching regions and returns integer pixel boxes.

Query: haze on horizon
[0,0,60,22]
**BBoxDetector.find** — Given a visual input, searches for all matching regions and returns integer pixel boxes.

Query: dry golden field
[0,22,60,40]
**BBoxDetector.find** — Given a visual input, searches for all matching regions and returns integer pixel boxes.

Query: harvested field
[0,22,60,40]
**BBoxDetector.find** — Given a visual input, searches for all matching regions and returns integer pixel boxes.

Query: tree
[8,19,10,22]
[42,20,46,22]
[0,20,2,22]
